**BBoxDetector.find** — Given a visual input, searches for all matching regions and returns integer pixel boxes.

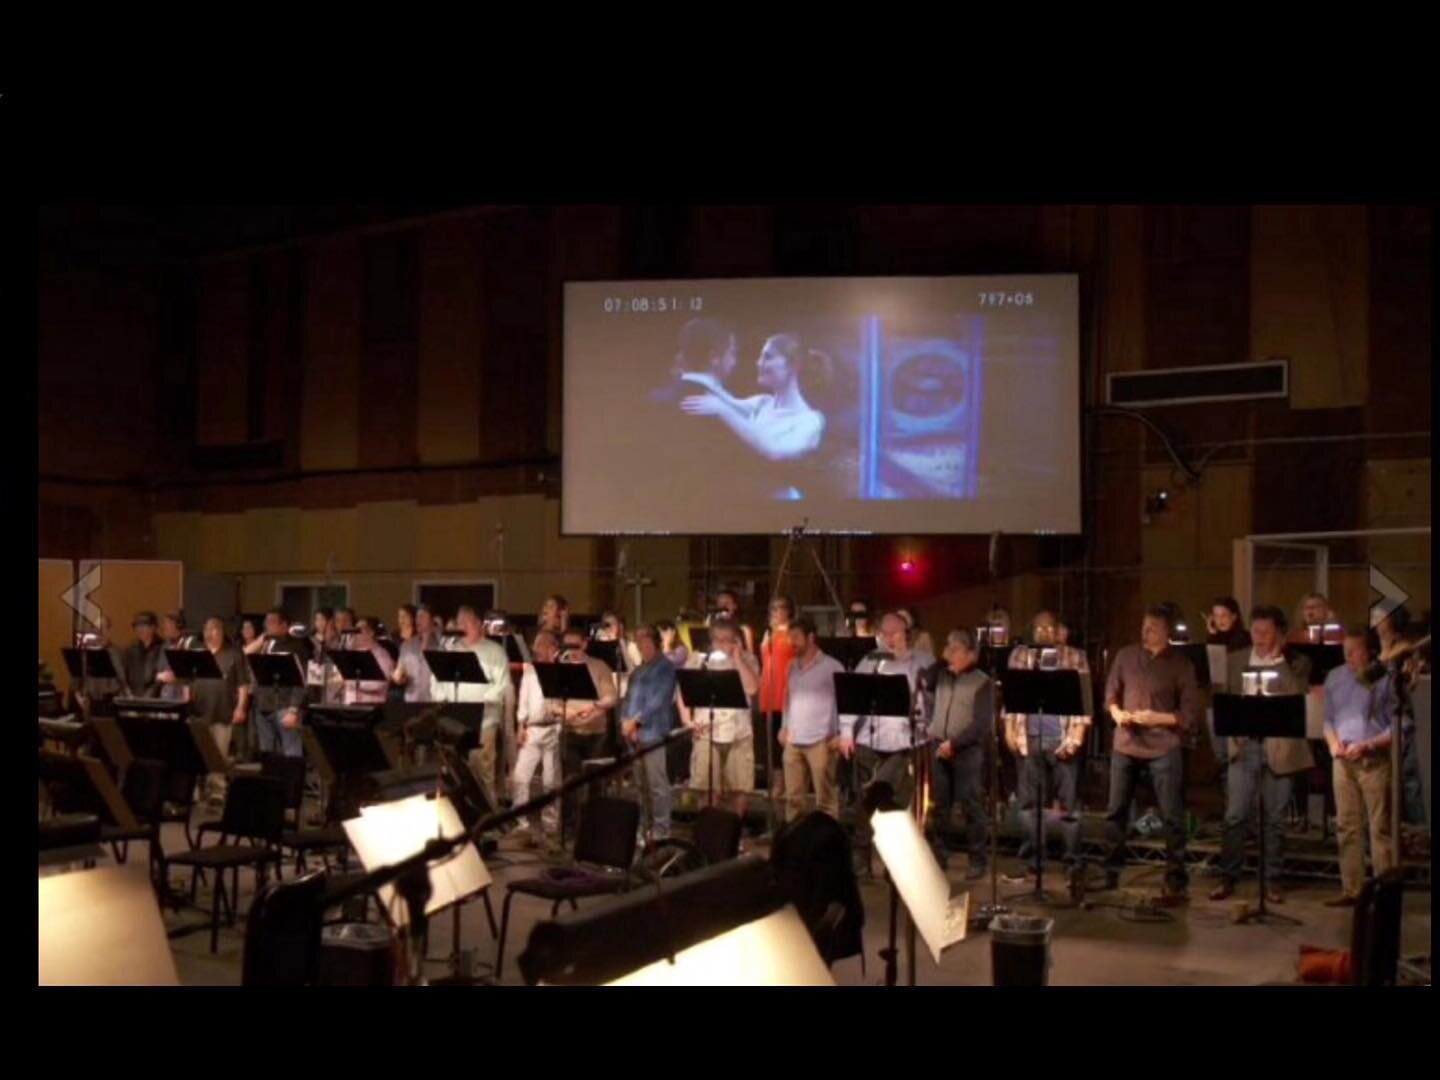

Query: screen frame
[560,272,1083,538]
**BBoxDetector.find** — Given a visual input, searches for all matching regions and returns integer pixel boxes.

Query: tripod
[771,520,846,616]
[1234,745,1301,927]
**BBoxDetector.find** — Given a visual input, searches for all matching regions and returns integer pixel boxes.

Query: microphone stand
[972,640,1011,930]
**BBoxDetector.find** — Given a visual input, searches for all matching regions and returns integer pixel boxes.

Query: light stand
[971,660,1010,930]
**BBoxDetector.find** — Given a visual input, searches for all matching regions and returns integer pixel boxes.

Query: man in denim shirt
[621,625,679,840]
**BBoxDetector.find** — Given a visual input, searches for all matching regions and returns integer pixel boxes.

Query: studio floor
[81,812,1430,988]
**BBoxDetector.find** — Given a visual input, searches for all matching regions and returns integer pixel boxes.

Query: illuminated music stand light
[517,856,834,987]
[39,864,179,986]
[343,793,491,928]
[871,807,970,967]
[606,906,832,987]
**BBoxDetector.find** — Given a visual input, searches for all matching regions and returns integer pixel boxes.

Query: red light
[899,557,917,575]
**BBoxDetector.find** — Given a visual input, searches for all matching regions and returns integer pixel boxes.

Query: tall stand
[972,665,1010,928]
[1234,749,1301,927]
[772,520,845,617]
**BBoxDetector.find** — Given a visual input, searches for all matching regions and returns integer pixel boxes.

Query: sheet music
[1206,645,1228,688]
[343,794,491,926]
[871,808,969,964]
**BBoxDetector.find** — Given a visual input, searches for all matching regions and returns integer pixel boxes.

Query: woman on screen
[681,334,830,499]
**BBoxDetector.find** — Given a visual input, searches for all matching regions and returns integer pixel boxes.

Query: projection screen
[563,274,1080,535]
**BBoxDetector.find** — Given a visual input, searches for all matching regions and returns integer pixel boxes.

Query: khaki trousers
[1333,754,1394,898]
[782,741,839,822]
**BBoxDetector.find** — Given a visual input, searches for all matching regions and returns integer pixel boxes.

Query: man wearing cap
[122,612,167,698]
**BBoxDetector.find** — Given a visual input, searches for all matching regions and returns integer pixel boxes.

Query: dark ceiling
[38,204,480,263]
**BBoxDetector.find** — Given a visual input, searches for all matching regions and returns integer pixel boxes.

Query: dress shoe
[1322,894,1357,908]
[1155,886,1189,907]
[1208,881,1235,902]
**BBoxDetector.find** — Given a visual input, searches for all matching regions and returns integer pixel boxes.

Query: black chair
[494,796,639,981]
[39,751,149,873]
[38,812,104,868]
[160,775,288,953]
[263,752,351,874]
[770,811,866,970]
[242,870,327,986]
[640,806,743,880]
[1350,869,1405,987]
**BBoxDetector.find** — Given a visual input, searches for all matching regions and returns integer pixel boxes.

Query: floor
[78,812,1428,988]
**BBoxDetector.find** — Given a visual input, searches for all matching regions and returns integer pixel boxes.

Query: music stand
[589,640,623,673]
[688,626,712,655]
[61,646,120,682]
[1290,644,1345,686]
[342,793,493,985]
[977,642,1016,676]
[61,647,123,719]
[835,670,920,987]
[817,637,877,673]
[111,698,229,822]
[1172,644,1212,686]
[533,661,600,841]
[1213,691,1306,926]
[676,668,748,809]
[329,648,388,703]
[871,806,970,979]
[248,652,306,695]
[425,650,489,706]
[996,668,1085,904]
[163,648,222,683]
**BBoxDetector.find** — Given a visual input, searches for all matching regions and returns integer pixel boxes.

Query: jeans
[853,746,913,853]
[562,730,613,842]
[1017,751,1081,866]
[930,745,988,866]
[255,708,303,758]
[1104,748,1188,890]
[1218,739,1291,884]
[634,743,672,839]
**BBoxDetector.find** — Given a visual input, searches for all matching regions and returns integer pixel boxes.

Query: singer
[838,612,930,878]
[1321,626,1399,906]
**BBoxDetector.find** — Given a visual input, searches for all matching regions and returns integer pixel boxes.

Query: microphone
[988,531,1001,577]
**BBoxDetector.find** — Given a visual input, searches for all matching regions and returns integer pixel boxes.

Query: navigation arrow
[60,564,104,630]
[1369,564,1410,628]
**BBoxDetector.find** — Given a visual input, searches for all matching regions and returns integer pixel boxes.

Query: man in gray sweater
[927,629,994,878]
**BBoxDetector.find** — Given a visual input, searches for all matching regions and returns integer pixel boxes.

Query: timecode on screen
[602,297,704,314]
[978,292,1035,307]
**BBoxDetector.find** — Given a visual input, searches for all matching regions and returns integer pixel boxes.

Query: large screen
[563,275,1080,535]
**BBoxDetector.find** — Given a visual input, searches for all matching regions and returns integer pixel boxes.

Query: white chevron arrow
[1369,565,1410,628]
[60,564,104,630]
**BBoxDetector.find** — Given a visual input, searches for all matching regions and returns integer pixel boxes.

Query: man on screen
[681,333,829,500]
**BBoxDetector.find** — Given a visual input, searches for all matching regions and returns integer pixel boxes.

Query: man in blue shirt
[1322,626,1397,906]
[621,625,679,840]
